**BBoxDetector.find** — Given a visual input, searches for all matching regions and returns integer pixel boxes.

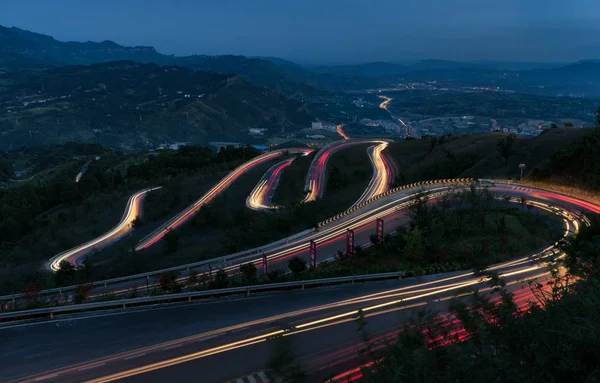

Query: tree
[240,262,257,284]
[187,270,199,286]
[403,228,424,259]
[131,215,142,229]
[158,271,181,293]
[79,256,93,281]
[408,191,430,228]
[288,256,307,275]
[74,284,93,304]
[563,214,600,277]
[55,260,76,286]
[564,122,573,128]
[212,269,230,289]
[494,215,507,234]
[163,229,180,254]
[428,136,438,153]
[496,134,515,165]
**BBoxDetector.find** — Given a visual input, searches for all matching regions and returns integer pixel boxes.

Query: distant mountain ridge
[0,25,163,70]
[1,25,600,97]
[0,61,316,150]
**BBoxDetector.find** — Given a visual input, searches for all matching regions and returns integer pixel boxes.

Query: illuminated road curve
[4,182,599,383]
[47,186,161,271]
[135,149,310,251]
[378,95,392,110]
[248,139,391,211]
[336,124,350,140]
[36,180,598,302]
[378,94,410,137]
[352,141,392,207]
[246,158,296,211]
[6,194,587,382]
[303,139,393,203]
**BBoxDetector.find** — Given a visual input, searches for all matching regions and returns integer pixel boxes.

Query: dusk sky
[2,0,599,64]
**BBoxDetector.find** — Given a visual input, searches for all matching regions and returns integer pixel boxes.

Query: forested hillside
[0,61,315,150]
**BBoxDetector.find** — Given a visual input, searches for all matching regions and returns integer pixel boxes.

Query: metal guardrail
[0,271,405,321]
[317,178,475,227]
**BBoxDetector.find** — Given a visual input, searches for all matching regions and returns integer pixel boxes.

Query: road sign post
[309,240,317,269]
[346,229,355,257]
[376,218,384,245]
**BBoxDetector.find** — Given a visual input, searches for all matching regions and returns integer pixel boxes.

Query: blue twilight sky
[1,0,599,64]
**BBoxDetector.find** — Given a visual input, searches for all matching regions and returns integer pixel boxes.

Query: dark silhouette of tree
[187,270,199,286]
[74,284,93,304]
[496,134,516,165]
[79,256,93,281]
[212,269,230,289]
[131,215,142,229]
[408,191,430,228]
[55,261,76,286]
[158,271,181,293]
[288,256,307,275]
[240,262,257,284]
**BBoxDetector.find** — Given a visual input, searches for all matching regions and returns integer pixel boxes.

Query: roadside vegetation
[531,126,600,191]
[387,127,590,183]
[352,214,600,383]
[0,144,262,294]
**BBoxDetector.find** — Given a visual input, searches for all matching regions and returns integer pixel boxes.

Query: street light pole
[519,163,526,181]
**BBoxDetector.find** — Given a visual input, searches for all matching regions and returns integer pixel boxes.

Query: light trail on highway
[15,249,569,383]
[38,231,575,382]
[378,95,392,111]
[47,186,161,271]
[352,141,391,207]
[7,189,594,383]
[336,124,350,140]
[136,149,310,251]
[378,94,412,137]
[302,139,393,203]
[246,158,296,211]
[33,180,594,303]
[8,167,599,383]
